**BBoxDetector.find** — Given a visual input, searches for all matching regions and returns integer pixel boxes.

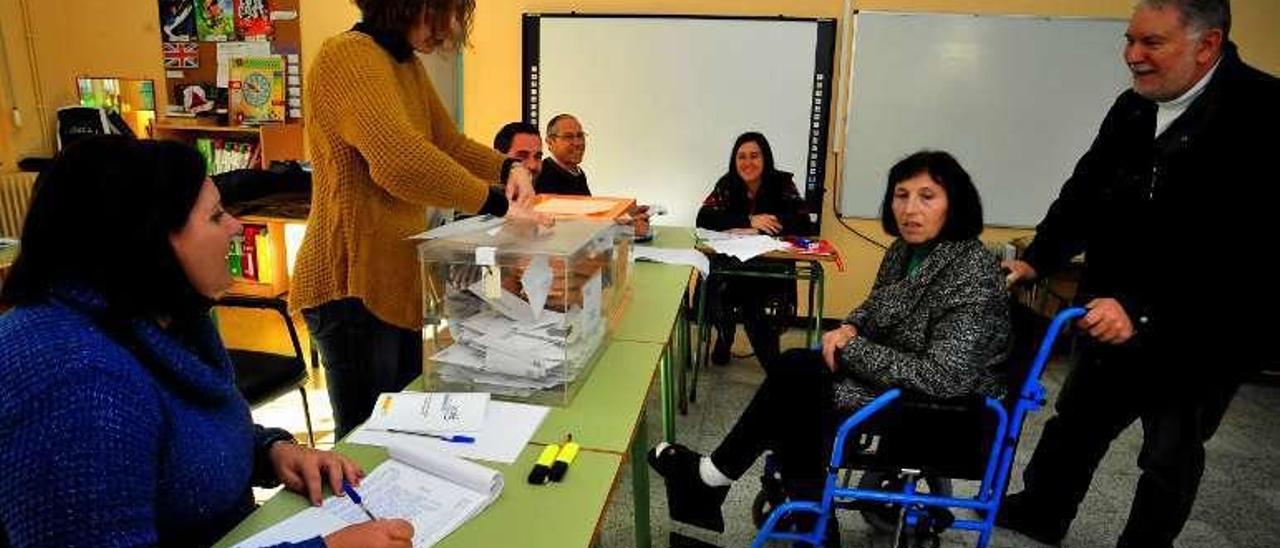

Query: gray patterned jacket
[833,238,1011,411]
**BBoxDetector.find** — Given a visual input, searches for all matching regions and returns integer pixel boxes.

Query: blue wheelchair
[752,306,1086,547]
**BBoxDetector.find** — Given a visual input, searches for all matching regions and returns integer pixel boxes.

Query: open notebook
[234,443,503,547]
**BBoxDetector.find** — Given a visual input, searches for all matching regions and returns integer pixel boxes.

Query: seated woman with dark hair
[652,150,1010,537]
[697,132,812,367]
[0,137,411,548]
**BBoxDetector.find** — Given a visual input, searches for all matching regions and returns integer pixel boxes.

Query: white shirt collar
[1158,57,1220,109]
[1154,57,1221,137]
[549,155,582,176]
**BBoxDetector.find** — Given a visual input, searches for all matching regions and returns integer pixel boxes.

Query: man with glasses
[493,121,544,179]
[537,113,592,195]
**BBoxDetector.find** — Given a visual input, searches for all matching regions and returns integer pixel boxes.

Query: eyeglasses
[551,132,588,141]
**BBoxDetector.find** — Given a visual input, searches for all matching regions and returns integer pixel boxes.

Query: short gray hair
[1139,0,1231,39]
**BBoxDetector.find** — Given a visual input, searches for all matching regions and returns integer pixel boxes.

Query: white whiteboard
[840,12,1131,227]
[526,15,835,228]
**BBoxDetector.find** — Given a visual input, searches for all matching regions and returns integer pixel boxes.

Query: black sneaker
[649,444,730,532]
[997,491,1068,545]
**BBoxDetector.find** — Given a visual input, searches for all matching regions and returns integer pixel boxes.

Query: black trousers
[302,298,423,439]
[711,349,838,496]
[1018,346,1241,548]
[708,259,795,367]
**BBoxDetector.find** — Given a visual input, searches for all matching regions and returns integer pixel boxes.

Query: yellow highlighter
[528,443,561,485]
[548,436,579,482]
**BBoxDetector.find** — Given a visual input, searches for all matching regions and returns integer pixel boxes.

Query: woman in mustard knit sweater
[293,0,549,437]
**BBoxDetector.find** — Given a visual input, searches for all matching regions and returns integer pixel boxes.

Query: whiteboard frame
[522,13,837,233]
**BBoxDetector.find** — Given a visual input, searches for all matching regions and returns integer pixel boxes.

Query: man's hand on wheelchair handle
[1078,297,1135,344]
[1001,259,1037,288]
[822,324,858,372]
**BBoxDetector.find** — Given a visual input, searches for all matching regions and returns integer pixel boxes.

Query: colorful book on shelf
[234,0,273,40]
[255,227,274,283]
[195,0,235,41]
[228,56,286,125]
[241,225,260,281]
[159,0,196,42]
[227,236,243,277]
[195,137,215,175]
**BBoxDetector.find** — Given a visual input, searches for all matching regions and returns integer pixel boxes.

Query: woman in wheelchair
[696,132,812,367]
[650,150,1010,537]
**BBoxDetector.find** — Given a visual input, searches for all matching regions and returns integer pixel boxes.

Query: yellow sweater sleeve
[422,74,507,182]
[312,37,491,213]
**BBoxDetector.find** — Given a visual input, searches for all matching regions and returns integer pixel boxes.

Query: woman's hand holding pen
[268,441,364,506]
[325,519,415,548]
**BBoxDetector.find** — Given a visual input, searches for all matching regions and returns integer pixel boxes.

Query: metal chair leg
[298,386,316,447]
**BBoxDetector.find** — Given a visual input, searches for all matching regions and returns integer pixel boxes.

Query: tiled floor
[228,313,1280,547]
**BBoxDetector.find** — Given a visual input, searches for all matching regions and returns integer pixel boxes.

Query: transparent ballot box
[416,218,633,406]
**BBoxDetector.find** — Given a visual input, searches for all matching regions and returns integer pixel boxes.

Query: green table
[690,250,830,404]
[617,226,700,436]
[411,339,666,547]
[214,444,622,548]
[527,340,665,548]
[614,262,693,436]
[219,229,700,548]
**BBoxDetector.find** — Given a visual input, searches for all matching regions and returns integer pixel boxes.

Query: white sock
[699,456,734,487]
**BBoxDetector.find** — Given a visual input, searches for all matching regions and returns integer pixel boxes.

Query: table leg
[677,293,689,415]
[660,344,675,442]
[691,274,710,403]
[804,264,817,347]
[813,263,825,346]
[631,410,652,548]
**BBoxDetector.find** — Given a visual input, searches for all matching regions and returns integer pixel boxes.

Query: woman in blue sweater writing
[0,136,410,547]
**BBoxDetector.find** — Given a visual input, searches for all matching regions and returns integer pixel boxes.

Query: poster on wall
[229,56,286,124]
[159,0,196,42]
[235,0,273,40]
[196,0,236,41]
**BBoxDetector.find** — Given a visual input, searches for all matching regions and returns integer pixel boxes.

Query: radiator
[0,171,36,238]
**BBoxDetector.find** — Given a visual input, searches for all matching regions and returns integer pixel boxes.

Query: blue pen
[341,480,378,522]
[387,429,476,443]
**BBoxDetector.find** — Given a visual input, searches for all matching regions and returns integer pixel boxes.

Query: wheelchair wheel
[856,470,953,534]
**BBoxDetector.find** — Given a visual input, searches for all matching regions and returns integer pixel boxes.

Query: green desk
[214,444,622,548]
[617,226,700,435]
[614,262,693,435]
[690,249,832,403]
[527,340,665,548]
[411,339,666,547]
[220,230,699,548]
[0,241,16,279]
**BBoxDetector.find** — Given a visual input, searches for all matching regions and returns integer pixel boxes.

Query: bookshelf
[152,118,303,168]
[227,214,292,298]
[155,0,305,168]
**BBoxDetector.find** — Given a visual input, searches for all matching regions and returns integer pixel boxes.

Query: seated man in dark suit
[536,113,592,196]
[493,121,544,179]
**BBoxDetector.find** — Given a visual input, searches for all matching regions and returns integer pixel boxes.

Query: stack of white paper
[349,396,549,464]
[633,246,710,276]
[704,234,789,261]
[431,280,603,398]
[234,443,503,548]
[363,392,490,434]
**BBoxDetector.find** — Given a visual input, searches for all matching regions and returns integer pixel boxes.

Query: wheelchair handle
[1019,307,1087,400]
